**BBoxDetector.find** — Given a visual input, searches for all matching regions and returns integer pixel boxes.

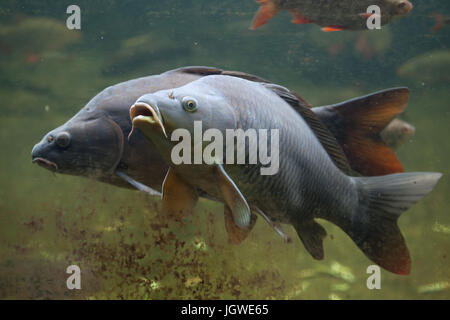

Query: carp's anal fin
[161,168,198,218]
[290,10,313,24]
[293,220,327,260]
[250,0,279,30]
[224,206,257,244]
[215,164,252,228]
[322,26,346,32]
[313,87,410,176]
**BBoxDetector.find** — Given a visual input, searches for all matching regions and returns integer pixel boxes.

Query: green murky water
[0,0,449,299]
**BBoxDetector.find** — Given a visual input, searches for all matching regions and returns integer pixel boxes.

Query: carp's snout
[32,113,125,177]
[31,146,58,171]
[31,131,71,171]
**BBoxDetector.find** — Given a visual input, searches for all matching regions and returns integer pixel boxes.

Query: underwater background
[0,0,449,299]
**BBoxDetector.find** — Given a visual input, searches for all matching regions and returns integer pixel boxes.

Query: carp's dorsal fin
[262,83,352,175]
[313,88,410,176]
[179,66,271,84]
[224,206,257,244]
[177,66,224,76]
[215,164,252,229]
[293,219,327,260]
[180,66,312,107]
[116,170,161,196]
[161,168,198,219]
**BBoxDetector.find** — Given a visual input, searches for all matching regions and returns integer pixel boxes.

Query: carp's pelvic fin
[224,206,257,244]
[161,168,198,219]
[215,164,252,229]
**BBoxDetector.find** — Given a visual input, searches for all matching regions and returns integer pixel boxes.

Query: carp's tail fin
[340,172,442,275]
[313,88,410,176]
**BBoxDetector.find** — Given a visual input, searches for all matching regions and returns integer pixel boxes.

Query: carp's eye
[397,2,406,9]
[56,131,71,148]
[182,97,198,112]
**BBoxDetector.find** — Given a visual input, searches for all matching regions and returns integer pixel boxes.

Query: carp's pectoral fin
[254,207,292,243]
[224,206,257,244]
[215,164,252,229]
[293,220,327,260]
[250,0,279,30]
[161,168,198,219]
[116,170,162,196]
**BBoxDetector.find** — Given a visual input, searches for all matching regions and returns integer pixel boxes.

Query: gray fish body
[132,75,441,274]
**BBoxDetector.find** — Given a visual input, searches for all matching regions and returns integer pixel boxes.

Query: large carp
[129,75,441,274]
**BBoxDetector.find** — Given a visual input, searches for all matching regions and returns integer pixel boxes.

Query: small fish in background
[380,118,415,150]
[250,0,413,31]
[130,75,442,274]
[397,50,450,86]
[0,16,80,55]
[432,13,450,33]
[0,16,80,67]
[101,32,191,76]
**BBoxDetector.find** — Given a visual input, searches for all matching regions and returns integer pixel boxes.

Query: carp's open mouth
[32,157,58,171]
[129,102,167,139]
